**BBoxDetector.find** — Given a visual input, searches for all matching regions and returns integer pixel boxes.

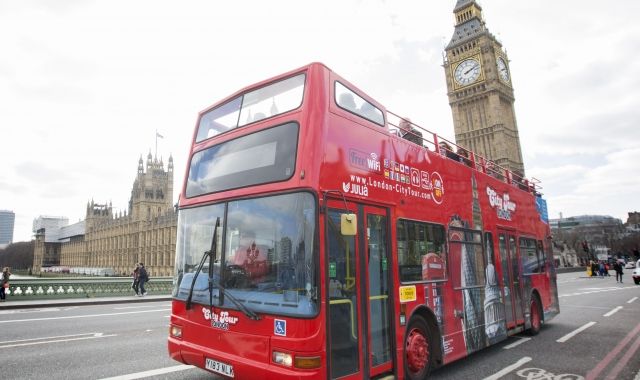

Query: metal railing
[3,277,173,300]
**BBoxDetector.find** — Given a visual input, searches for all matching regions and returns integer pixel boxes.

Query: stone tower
[443,0,525,176]
[85,200,113,232]
[129,152,174,221]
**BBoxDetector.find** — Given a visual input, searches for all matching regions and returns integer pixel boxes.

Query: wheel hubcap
[406,328,429,373]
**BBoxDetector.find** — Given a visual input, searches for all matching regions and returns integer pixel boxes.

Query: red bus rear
[168,62,559,379]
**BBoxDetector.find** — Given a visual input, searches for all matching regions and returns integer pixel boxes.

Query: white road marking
[559,286,635,298]
[503,336,531,350]
[0,308,62,315]
[482,356,532,380]
[603,306,623,317]
[557,321,597,343]
[0,308,171,324]
[560,304,611,310]
[98,364,195,380]
[628,297,638,304]
[0,332,116,349]
[113,304,170,310]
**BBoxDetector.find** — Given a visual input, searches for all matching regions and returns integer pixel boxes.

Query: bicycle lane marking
[482,356,532,380]
[585,322,640,380]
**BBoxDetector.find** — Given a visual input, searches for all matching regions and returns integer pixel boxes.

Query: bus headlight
[170,324,182,339]
[272,351,293,367]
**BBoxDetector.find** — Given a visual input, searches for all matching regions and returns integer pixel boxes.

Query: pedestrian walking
[138,263,149,296]
[0,267,10,302]
[131,263,140,295]
[598,261,605,277]
[613,261,624,283]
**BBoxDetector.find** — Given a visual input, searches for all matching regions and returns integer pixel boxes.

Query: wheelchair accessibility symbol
[274,319,287,336]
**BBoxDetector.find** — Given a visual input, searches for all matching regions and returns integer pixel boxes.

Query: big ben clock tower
[444,0,525,176]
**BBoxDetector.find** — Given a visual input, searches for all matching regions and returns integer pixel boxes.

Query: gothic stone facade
[443,0,525,176]
[33,154,177,277]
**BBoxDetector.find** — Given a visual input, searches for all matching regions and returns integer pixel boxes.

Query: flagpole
[155,129,158,159]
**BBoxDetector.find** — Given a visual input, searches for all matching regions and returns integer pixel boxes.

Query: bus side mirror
[341,213,357,236]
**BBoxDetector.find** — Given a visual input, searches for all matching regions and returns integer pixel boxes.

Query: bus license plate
[205,358,234,378]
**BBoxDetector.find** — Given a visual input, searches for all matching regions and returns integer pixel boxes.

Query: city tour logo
[202,307,239,330]
[486,187,516,221]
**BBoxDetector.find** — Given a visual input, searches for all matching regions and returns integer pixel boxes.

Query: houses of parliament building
[32,153,177,277]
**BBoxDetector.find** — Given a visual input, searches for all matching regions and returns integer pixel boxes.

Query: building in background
[443,0,525,176]
[0,210,16,249]
[550,214,624,265]
[32,216,70,267]
[625,211,640,234]
[33,153,177,276]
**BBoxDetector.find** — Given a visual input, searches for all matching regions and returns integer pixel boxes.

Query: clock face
[454,58,481,86]
[497,57,510,82]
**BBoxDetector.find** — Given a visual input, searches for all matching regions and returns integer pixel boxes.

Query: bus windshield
[173,192,318,317]
[195,73,305,142]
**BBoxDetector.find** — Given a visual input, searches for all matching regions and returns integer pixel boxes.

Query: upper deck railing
[385,110,541,196]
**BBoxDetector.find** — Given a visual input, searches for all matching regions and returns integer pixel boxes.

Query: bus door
[497,231,524,328]
[326,201,393,379]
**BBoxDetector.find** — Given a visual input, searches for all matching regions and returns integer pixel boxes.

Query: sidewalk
[0,294,171,310]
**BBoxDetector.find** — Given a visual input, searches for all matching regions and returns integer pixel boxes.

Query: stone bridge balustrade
[3,277,173,299]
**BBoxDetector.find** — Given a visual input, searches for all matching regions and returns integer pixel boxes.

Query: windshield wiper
[211,282,261,320]
[185,218,260,320]
[186,217,220,310]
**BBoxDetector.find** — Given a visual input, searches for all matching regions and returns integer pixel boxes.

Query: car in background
[633,260,640,285]
[625,261,637,269]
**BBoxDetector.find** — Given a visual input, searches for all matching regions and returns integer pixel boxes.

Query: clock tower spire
[444,0,525,176]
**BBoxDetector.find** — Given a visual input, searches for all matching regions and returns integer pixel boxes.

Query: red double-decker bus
[168,62,559,379]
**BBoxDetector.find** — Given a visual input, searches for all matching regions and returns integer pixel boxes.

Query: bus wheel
[527,296,541,336]
[404,316,432,380]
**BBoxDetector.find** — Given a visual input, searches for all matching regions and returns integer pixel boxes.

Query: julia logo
[342,181,369,197]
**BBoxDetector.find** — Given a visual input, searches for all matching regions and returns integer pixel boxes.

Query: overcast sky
[1,0,639,242]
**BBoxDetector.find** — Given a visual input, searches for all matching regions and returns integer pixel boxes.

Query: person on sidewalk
[0,267,10,302]
[598,261,605,277]
[137,263,149,296]
[131,263,140,296]
[613,260,624,283]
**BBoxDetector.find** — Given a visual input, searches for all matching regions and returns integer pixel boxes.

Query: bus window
[521,237,539,274]
[187,122,299,197]
[335,82,385,126]
[396,219,446,282]
[196,73,305,142]
[537,240,546,272]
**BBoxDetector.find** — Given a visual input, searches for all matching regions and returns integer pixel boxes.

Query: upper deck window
[187,122,298,197]
[196,73,306,142]
[335,82,384,126]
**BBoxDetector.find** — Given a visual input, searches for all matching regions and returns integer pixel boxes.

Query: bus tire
[404,315,432,380]
[527,294,542,336]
